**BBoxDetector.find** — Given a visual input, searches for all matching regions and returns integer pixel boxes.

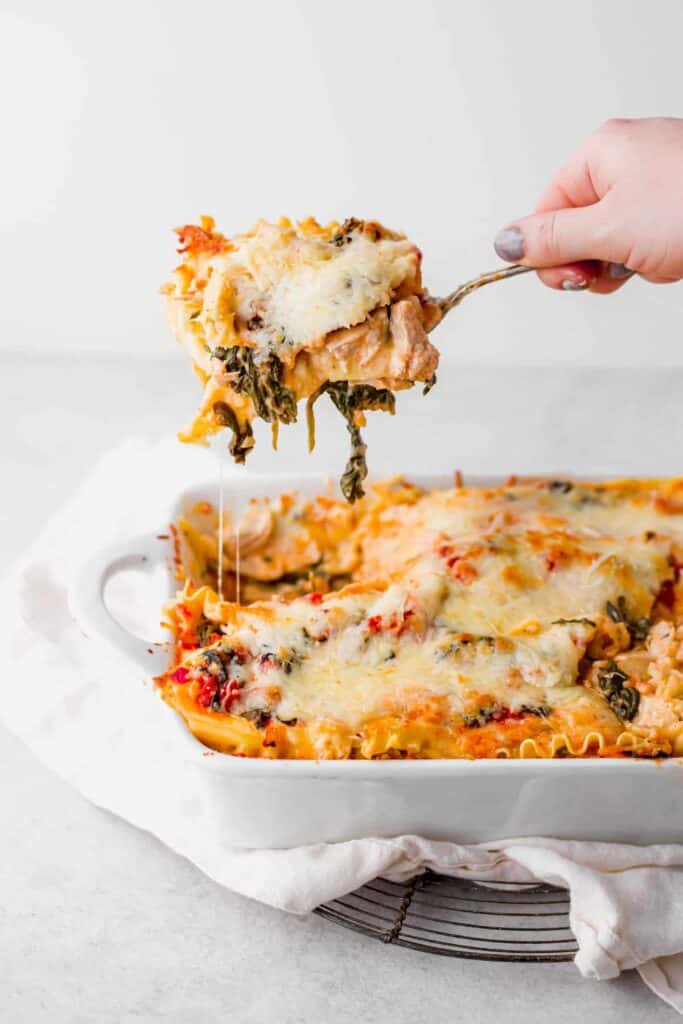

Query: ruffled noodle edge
[159,581,683,761]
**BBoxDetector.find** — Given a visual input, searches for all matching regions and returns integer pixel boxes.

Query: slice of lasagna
[161,216,442,500]
[157,477,683,760]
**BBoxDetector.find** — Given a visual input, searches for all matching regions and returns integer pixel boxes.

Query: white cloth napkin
[4,438,683,1013]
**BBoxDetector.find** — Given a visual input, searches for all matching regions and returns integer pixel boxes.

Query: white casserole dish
[70,473,683,849]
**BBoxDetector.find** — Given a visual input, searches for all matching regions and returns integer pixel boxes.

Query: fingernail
[494,226,525,262]
[561,278,589,291]
[607,262,634,280]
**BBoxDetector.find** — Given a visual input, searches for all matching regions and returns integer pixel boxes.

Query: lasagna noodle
[158,477,683,759]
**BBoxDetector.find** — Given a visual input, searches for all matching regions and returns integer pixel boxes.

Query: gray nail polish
[607,262,634,280]
[561,278,588,291]
[494,226,525,262]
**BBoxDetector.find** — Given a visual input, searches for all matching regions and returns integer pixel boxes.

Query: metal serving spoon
[436,263,534,318]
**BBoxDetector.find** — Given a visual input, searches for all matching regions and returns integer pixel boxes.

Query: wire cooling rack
[314,871,577,962]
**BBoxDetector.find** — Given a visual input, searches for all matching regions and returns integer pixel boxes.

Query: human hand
[493,117,683,293]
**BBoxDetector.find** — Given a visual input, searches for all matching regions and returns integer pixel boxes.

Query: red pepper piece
[195,676,216,708]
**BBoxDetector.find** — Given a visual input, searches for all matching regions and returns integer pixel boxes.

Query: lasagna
[161,216,442,500]
[157,476,683,760]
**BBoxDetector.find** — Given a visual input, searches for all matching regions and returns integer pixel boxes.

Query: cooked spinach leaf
[242,708,271,729]
[422,373,437,396]
[212,346,297,426]
[212,401,254,463]
[605,596,651,645]
[332,217,363,247]
[628,616,652,645]
[597,659,640,722]
[463,703,550,728]
[311,381,396,502]
[605,599,623,624]
[435,634,496,660]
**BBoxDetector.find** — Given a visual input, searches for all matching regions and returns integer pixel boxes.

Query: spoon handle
[438,264,534,317]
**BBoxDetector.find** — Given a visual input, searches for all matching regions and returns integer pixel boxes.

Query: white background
[1,0,682,368]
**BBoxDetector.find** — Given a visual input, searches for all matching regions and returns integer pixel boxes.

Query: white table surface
[2,352,682,1023]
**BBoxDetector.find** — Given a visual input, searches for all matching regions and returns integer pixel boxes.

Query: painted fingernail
[494,226,525,262]
[561,278,589,291]
[607,262,634,280]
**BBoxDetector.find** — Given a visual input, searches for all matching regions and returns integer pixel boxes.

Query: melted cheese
[211,223,419,355]
[159,477,683,759]
[161,216,441,476]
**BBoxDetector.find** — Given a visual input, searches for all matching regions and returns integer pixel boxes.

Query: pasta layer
[157,476,683,759]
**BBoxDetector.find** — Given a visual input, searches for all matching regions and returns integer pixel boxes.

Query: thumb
[494,203,618,268]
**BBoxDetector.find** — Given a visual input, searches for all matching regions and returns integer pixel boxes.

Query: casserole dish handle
[70,534,171,675]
